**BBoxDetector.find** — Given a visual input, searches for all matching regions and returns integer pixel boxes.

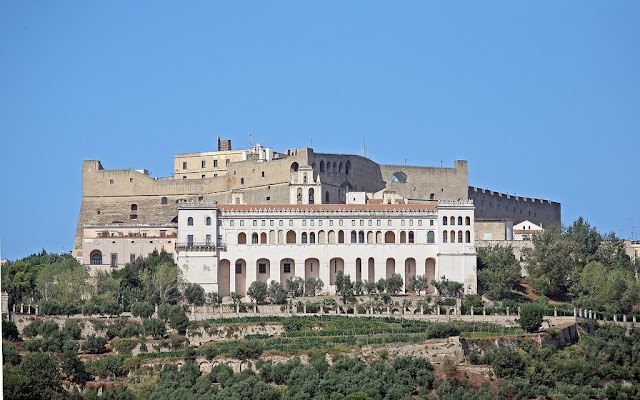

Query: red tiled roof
[218,203,436,212]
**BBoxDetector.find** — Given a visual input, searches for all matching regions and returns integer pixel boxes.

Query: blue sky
[1,2,639,260]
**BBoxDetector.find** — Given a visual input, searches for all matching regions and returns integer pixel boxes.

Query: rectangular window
[214,160,218,167]
[388,220,392,226]
[217,235,222,244]
[142,232,147,237]
[302,220,307,226]
[339,219,344,226]
[187,235,194,246]
[329,220,334,226]
[351,220,356,226]
[377,219,381,226]
[110,253,118,267]
[310,220,314,226]
[230,220,235,226]
[319,220,323,226]
[235,263,242,274]
[202,175,206,179]
[401,220,406,226]
[218,220,222,226]
[240,220,244,226]
[270,220,274,226]
[360,220,364,226]
[261,220,266,226]
[253,220,257,226]
[201,160,206,168]
[182,162,187,170]
[283,263,291,274]
[368,220,372,226]
[206,234,212,245]
[409,220,414,226]
[430,219,434,226]
[226,159,230,166]
[418,220,423,226]
[279,220,284,226]
[130,254,136,264]
[258,263,267,274]
[160,230,167,238]
[289,220,293,226]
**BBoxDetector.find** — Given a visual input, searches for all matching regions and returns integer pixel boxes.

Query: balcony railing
[175,242,227,252]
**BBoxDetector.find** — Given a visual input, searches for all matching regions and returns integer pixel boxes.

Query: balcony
[175,242,227,252]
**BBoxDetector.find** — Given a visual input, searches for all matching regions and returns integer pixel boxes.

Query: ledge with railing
[175,242,227,252]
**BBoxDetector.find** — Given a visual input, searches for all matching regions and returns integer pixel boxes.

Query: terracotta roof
[218,203,436,212]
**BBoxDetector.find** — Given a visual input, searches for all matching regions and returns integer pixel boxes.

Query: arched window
[290,162,299,172]
[427,231,435,243]
[429,193,435,200]
[458,216,463,225]
[325,191,329,203]
[450,216,455,225]
[311,162,316,170]
[90,250,102,265]
[241,178,244,184]
[187,217,194,226]
[310,232,316,244]
[351,231,357,243]
[442,231,448,243]
[400,231,407,243]
[465,230,471,243]
[338,230,345,243]
[458,230,463,243]
[309,188,314,204]
[442,216,448,225]
[131,204,137,211]
[339,162,343,173]
[286,230,296,244]
[450,230,455,243]
[302,232,308,244]
[385,231,395,243]
[206,216,212,226]
[303,173,308,184]
[161,197,168,205]
[252,233,259,244]
[320,160,325,173]
[333,162,337,173]
[408,231,415,243]
[358,231,364,243]
[345,160,351,175]
[297,188,303,204]
[260,232,267,244]
[465,216,471,225]
[238,232,247,244]
[391,172,407,183]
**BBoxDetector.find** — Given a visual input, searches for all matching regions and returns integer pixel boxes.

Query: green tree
[82,334,108,354]
[522,224,571,297]
[233,340,263,371]
[4,352,64,400]
[335,271,355,304]
[2,319,20,341]
[247,280,268,304]
[363,280,377,296]
[385,273,404,295]
[131,301,154,319]
[184,282,206,305]
[168,305,189,334]
[143,317,166,339]
[431,276,463,297]
[267,281,287,304]
[63,319,82,340]
[408,275,428,295]
[285,277,305,298]
[491,346,526,379]
[477,245,521,300]
[518,304,543,333]
[305,277,324,296]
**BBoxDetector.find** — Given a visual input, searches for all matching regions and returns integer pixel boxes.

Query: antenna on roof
[361,136,368,158]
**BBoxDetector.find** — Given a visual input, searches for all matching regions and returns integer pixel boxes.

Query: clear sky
[1,2,639,260]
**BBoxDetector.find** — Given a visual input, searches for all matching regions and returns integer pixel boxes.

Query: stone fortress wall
[468,186,561,228]
[74,140,560,258]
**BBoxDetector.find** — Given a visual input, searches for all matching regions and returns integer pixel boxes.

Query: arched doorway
[405,258,416,293]
[386,258,395,278]
[234,259,247,296]
[256,258,270,283]
[219,259,231,297]
[280,258,295,285]
[329,257,344,285]
[425,258,436,294]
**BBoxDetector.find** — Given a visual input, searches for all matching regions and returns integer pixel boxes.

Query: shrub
[82,334,108,354]
[63,319,82,340]
[184,283,206,305]
[22,320,42,338]
[131,302,154,319]
[143,318,166,339]
[2,319,20,341]
[168,306,189,334]
[519,304,544,333]
[492,346,526,379]
[38,320,60,337]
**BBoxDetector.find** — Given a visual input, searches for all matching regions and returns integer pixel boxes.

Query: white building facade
[175,201,477,298]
